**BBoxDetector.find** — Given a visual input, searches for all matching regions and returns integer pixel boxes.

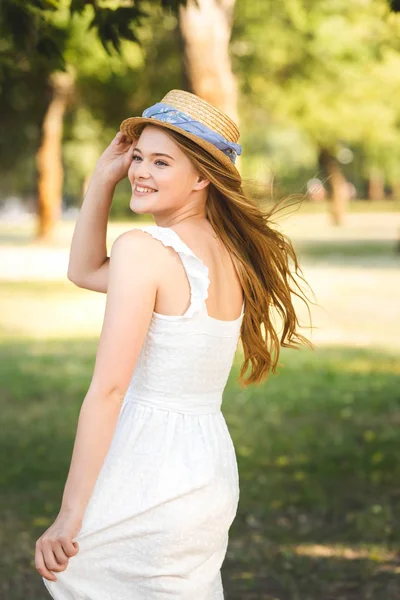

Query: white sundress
[43,225,245,600]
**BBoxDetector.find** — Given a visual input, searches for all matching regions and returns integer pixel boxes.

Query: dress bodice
[123,225,244,414]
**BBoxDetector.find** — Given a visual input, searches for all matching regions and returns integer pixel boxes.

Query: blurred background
[0,1,399,598]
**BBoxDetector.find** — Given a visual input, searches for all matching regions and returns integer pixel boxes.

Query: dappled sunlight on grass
[334,356,400,375]
[0,281,106,340]
[0,333,399,597]
[1,217,400,598]
[289,543,396,561]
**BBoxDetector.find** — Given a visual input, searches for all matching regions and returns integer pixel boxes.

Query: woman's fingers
[52,541,71,566]
[115,130,134,143]
[42,540,68,573]
[64,539,80,558]
[35,544,58,582]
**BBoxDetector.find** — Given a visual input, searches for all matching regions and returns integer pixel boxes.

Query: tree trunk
[368,166,385,201]
[178,0,238,124]
[35,71,75,241]
[391,180,400,201]
[318,147,350,226]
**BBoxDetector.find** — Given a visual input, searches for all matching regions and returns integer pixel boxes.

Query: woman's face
[127,125,208,217]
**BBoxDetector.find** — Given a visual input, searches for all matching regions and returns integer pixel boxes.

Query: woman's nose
[132,159,151,179]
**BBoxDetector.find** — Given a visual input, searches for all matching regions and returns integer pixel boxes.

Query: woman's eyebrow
[134,148,175,161]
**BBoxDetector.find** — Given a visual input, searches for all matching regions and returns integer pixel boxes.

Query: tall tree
[0,0,187,240]
[232,0,400,224]
[178,0,239,123]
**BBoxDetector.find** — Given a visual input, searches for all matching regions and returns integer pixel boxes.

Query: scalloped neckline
[153,225,245,324]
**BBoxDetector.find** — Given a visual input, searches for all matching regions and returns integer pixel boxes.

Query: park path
[1,212,399,350]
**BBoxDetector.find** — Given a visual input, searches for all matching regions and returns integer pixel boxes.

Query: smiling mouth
[134,185,157,194]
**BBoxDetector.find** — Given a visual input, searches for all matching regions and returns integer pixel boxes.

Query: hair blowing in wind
[131,124,317,387]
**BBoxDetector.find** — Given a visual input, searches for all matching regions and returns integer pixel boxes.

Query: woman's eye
[132,156,167,167]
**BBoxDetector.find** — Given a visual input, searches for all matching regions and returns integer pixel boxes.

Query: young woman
[35,89,314,599]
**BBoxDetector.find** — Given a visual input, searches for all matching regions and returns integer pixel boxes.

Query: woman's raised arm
[67,132,136,293]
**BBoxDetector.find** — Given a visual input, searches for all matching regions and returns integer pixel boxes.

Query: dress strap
[140,225,210,318]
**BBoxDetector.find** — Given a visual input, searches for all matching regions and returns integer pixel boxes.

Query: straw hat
[119,89,241,177]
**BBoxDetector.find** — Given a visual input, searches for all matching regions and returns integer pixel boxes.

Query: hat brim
[119,117,240,178]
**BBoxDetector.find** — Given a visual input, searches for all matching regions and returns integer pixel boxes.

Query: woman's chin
[129,197,154,214]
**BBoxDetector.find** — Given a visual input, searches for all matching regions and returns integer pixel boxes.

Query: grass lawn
[1,204,399,599]
[1,277,399,599]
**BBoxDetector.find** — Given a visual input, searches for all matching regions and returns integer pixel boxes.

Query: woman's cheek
[127,165,136,184]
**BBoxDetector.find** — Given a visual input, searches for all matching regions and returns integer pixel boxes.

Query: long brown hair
[134,124,316,387]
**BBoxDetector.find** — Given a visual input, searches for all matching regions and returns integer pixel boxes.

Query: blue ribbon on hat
[142,102,242,164]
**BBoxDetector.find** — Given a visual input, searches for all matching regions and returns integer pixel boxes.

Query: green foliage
[232,0,400,184]
[0,0,67,71]
[87,6,146,54]
[61,4,183,203]
[3,0,400,205]
[0,1,184,203]
[0,0,188,70]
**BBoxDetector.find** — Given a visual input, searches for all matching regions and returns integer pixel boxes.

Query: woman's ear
[193,174,210,191]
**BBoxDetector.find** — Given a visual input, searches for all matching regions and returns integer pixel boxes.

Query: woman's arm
[62,230,160,512]
[36,229,162,582]
[67,171,114,293]
[67,132,136,293]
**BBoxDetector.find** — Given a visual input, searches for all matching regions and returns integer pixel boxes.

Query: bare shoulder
[109,227,174,286]
[111,228,165,263]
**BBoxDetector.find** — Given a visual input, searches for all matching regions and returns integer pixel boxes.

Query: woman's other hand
[95,131,136,186]
[67,131,134,292]
[35,511,82,582]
